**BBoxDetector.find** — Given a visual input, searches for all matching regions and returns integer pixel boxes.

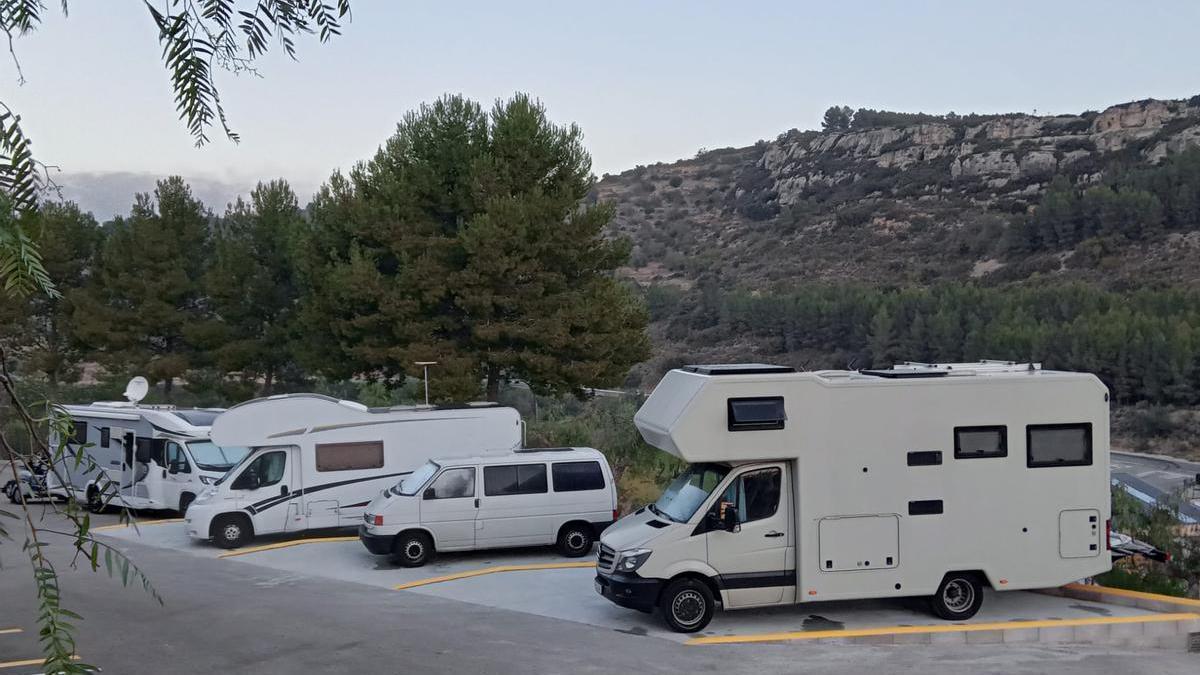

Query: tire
[86,486,106,514]
[930,572,984,621]
[212,514,252,549]
[659,578,715,633]
[392,531,433,567]
[178,493,195,516]
[555,522,594,558]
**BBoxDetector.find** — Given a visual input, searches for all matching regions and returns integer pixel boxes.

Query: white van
[185,394,523,548]
[596,362,1112,632]
[48,402,246,515]
[359,448,618,566]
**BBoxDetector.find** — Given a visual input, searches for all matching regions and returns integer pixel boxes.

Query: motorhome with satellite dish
[595,361,1112,632]
[185,394,523,548]
[47,377,247,514]
[359,447,618,566]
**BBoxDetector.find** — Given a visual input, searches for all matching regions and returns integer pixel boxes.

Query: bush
[668,175,683,188]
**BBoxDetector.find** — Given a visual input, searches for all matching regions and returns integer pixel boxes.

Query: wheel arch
[209,511,254,539]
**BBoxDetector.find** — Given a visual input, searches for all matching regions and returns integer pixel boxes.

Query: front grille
[597,544,617,573]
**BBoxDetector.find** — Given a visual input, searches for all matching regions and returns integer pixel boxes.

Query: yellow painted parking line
[0,655,80,669]
[217,536,360,558]
[393,562,597,591]
[1064,582,1200,608]
[92,518,184,532]
[686,612,1200,645]
[0,628,21,635]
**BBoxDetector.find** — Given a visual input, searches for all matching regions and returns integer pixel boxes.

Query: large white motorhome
[48,402,247,515]
[185,394,523,548]
[595,362,1112,632]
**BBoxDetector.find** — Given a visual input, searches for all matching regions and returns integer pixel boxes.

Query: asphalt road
[0,510,1197,674]
[1111,451,1200,521]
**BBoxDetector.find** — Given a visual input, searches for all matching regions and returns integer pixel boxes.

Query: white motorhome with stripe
[595,362,1112,632]
[184,394,523,548]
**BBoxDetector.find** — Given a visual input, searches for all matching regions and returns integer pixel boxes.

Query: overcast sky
[6,1,1200,214]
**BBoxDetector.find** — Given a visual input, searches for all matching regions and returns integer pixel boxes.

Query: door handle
[474,498,479,508]
[280,485,288,497]
[765,531,784,538]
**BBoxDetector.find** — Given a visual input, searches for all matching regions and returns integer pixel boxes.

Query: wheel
[930,572,984,621]
[86,486,106,514]
[392,531,433,567]
[555,523,594,558]
[212,515,252,549]
[659,578,715,633]
[178,493,195,516]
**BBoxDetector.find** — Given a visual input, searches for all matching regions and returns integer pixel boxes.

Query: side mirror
[720,501,739,532]
[233,472,260,491]
[423,487,436,500]
[167,462,180,475]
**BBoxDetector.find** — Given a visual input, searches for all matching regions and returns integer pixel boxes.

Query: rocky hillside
[596,97,1200,290]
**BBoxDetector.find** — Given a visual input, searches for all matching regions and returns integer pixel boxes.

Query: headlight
[616,548,652,573]
[199,475,213,485]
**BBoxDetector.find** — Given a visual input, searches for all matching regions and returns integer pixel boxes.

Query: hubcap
[567,531,586,550]
[671,590,706,626]
[943,579,975,613]
[223,524,241,541]
[406,541,424,560]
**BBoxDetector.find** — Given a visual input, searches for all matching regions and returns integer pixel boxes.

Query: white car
[359,447,618,566]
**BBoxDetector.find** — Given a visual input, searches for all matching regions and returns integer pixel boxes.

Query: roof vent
[683,363,796,376]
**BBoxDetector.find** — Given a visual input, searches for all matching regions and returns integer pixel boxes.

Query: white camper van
[359,447,618,566]
[185,394,523,548]
[48,402,246,515]
[595,362,1112,632]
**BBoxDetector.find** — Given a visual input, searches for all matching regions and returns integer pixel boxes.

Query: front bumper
[359,525,393,555]
[595,572,661,613]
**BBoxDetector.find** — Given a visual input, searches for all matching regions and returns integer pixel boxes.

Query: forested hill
[598,96,1200,290]
[600,96,1200,426]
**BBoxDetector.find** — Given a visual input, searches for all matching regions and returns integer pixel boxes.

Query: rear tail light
[613,508,619,521]
[1105,518,1111,550]
[373,515,384,526]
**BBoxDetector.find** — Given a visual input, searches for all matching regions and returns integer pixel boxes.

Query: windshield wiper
[648,503,677,522]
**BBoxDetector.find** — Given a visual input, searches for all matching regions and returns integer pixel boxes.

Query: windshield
[213,448,259,486]
[652,463,730,523]
[391,461,440,496]
[187,441,249,473]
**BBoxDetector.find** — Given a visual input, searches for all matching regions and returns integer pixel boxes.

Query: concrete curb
[1036,583,1200,650]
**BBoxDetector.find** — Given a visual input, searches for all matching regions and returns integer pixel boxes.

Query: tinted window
[727,397,786,431]
[100,427,111,448]
[552,461,605,492]
[69,420,88,445]
[315,441,384,472]
[484,464,548,496]
[425,468,475,499]
[1027,424,1092,468]
[135,438,166,465]
[720,467,781,523]
[166,442,191,473]
[955,426,1007,459]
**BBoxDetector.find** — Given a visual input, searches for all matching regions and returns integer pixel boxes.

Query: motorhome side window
[69,420,88,445]
[234,451,286,489]
[99,427,110,448]
[551,461,605,492]
[483,464,547,496]
[425,468,475,499]
[314,441,384,472]
[1027,423,1092,468]
[726,397,786,431]
[954,426,1007,459]
[719,467,782,523]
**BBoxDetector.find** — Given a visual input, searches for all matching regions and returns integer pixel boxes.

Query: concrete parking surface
[1,509,1198,674]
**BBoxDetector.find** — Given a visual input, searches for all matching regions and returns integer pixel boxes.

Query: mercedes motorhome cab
[359,447,618,566]
[185,394,523,548]
[48,402,246,514]
[596,362,1112,632]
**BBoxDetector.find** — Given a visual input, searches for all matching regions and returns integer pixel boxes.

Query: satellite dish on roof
[124,376,149,405]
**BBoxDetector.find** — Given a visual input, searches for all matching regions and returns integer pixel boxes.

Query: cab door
[161,441,192,511]
[704,464,791,608]
[419,466,478,549]
[230,448,296,535]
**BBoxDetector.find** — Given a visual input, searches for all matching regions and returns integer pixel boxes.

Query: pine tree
[72,177,211,398]
[298,94,650,401]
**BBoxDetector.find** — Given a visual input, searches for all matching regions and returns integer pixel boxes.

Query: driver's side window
[234,451,286,490]
[166,442,191,474]
[425,468,476,500]
[718,468,782,524]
